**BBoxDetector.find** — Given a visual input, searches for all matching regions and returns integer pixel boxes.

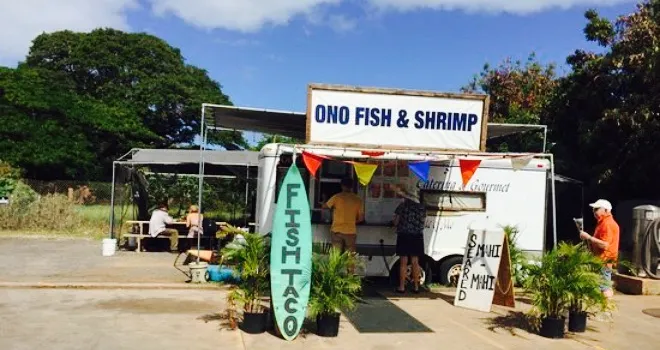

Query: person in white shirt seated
[148,202,179,252]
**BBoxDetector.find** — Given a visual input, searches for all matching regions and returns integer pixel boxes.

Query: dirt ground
[1,237,660,350]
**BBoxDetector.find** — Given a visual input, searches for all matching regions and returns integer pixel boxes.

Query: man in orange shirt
[580,199,620,299]
[323,177,364,253]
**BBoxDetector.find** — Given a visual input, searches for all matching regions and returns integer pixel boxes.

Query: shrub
[0,193,83,232]
[502,225,532,287]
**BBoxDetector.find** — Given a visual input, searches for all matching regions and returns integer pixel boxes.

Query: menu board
[364,160,407,224]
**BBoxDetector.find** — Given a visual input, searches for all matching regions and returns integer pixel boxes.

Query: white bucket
[189,262,209,283]
[102,238,117,256]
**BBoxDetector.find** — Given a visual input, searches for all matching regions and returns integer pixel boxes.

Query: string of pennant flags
[301,150,536,188]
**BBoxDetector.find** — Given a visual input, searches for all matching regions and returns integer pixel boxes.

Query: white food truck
[255,143,552,285]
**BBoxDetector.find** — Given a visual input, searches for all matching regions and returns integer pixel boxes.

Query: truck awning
[202,104,547,140]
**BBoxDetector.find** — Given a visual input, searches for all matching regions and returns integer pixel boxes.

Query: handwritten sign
[454,224,505,313]
[306,84,489,151]
[270,164,313,340]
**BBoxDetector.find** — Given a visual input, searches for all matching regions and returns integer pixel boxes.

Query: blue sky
[123,1,636,115]
[0,1,638,140]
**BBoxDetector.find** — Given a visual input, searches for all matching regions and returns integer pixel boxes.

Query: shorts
[600,266,613,291]
[331,232,356,252]
[396,234,425,257]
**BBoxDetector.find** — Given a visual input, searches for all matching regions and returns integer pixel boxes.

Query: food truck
[252,84,557,286]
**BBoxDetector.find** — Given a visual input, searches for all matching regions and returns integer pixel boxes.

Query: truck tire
[439,256,463,286]
[389,258,432,287]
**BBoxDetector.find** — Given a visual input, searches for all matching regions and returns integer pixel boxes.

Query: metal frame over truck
[195,83,559,285]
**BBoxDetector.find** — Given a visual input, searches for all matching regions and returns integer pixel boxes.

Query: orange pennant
[302,151,328,178]
[459,159,481,187]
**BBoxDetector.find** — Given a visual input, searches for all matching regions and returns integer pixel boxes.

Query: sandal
[395,288,406,294]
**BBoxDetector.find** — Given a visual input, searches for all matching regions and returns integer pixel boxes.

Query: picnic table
[121,220,230,253]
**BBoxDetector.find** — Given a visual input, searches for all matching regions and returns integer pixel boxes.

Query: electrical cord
[641,218,660,279]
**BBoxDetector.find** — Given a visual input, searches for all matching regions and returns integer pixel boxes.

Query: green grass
[0,201,249,240]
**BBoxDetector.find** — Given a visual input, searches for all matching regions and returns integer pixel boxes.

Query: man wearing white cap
[579,199,620,301]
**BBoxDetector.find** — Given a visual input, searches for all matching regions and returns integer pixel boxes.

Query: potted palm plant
[221,231,270,334]
[308,247,362,337]
[556,243,610,332]
[525,243,573,339]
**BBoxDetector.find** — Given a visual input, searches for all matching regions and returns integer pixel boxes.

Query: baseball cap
[589,199,612,211]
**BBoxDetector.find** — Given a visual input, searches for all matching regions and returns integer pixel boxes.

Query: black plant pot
[539,316,565,339]
[316,312,340,337]
[241,312,267,334]
[568,311,587,333]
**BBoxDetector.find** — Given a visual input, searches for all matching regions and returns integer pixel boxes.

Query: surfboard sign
[270,164,313,340]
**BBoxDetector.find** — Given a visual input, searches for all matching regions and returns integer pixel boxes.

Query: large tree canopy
[544,0,660,203]
[0,28,241,180]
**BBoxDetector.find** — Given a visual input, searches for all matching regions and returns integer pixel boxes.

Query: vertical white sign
[453,226,505,313]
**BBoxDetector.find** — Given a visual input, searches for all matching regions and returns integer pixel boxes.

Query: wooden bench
[121,220,231,253]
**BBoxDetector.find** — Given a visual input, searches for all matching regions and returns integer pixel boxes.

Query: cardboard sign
[270,164,313,340]
[306,84,489,151]
[454,225,514,312]
[492,234,516,308]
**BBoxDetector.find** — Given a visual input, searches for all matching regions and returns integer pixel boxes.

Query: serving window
[421,190,486,212]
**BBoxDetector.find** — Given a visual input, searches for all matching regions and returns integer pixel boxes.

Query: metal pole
[549,154,558,248]
[244,165,249,228]
[543,126,548,153]
[196,104,207,263]
[108,161,117,240]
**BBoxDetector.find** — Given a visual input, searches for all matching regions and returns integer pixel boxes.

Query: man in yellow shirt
[323,177,364,253]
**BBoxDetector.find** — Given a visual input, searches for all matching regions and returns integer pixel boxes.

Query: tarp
[130,149,259,167]
[116,149,259,178]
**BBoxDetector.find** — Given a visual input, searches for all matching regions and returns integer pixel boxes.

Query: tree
[462,53,558,152]
[0,66,147,179]
[248,134,303,152]
[0,28,243,179]
[544,1,660,205]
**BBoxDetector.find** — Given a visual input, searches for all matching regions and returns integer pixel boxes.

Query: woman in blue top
[393,185,426,293]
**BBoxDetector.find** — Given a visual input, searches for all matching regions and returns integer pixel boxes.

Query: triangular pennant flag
[408,161,430,182]
[459,158,482,187]
[302,151,328,179]
[361,151,386,157]
[511,156,533,171]
[352,162,379,186]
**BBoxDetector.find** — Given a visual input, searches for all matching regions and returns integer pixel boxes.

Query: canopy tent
[200,104,548,151]
[108,148,259,242]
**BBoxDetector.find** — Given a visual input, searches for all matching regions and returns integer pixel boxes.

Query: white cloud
[0,0,138,65]
[328,14,358,33]
[147,0,342,32]
[0,0,632,65]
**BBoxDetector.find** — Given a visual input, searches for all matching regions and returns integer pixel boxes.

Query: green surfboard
[270,164,312,341]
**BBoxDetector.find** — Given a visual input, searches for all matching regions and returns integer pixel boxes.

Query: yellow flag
[352,162,378,186]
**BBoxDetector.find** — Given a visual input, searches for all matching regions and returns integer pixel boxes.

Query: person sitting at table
[185,205,204,238]
[148,201,179,252]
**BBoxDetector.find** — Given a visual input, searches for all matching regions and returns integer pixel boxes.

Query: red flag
[459,159,481,187]
[302,151,328,178]
[361,150,386,157]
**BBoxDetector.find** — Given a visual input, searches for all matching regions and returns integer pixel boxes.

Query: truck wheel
[439,256,463,286]
[389,259,431,287]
